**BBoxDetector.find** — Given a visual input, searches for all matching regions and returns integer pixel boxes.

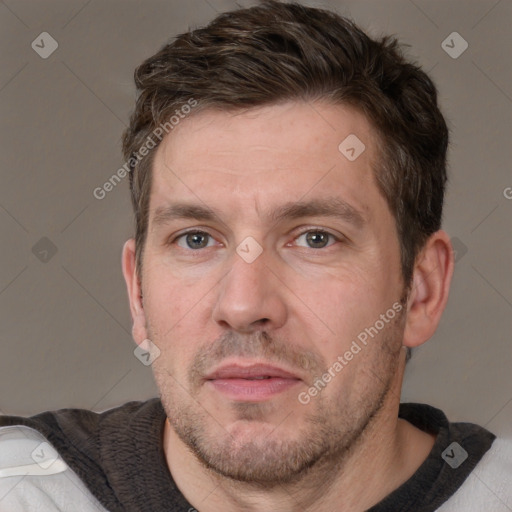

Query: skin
[122,101,454,511]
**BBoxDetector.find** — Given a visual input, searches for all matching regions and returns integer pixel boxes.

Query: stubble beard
[152,314,404,487]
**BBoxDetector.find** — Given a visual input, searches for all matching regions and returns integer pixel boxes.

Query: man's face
[137,101,407,484]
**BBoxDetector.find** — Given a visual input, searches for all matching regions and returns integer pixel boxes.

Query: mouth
[205,363,302,402]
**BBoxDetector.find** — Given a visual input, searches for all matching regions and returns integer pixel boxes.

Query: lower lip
[208,378,300,401]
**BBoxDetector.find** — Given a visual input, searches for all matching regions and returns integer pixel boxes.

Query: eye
[174,230,216,250]
[294,229,338,249]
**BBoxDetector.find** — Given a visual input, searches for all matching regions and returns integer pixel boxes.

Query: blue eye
[169,228,341,252]
[295,230,337,249]
[175,231,215,250]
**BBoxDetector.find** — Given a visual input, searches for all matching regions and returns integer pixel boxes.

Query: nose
[212,247,288,333]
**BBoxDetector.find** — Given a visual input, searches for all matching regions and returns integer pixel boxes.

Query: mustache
[189,330,326,387]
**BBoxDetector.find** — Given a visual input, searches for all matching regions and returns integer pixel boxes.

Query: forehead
[148,101,385,222]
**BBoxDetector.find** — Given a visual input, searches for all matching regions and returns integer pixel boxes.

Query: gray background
[1,0,511,439]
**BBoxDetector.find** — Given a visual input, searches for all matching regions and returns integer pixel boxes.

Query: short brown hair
[122,0,449,287]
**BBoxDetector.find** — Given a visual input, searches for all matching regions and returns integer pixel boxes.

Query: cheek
[145,295,198,378]
[142,276,195,345]
[142,269,215,355]
[144,257,202,311]
[304,272,396,355]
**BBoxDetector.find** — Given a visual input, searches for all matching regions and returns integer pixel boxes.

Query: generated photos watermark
[93,98,198,200]
[298,301,403,405]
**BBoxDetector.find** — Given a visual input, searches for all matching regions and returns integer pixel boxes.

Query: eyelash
[168,228,343,252]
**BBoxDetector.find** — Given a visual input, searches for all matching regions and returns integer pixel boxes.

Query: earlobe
[121,239,148,344]
[403,230,454,348]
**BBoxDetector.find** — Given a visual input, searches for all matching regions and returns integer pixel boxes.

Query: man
[1,1,510,511]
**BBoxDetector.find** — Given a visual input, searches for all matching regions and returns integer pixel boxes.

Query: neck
[163,348,435,512]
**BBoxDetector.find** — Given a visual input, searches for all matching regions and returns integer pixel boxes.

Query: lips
[205,363,302,402]
[205,364,301,381]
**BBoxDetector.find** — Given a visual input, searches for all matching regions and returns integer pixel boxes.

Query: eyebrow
[151,197,366,230]
[269,197,366,228]
[152,203,223,227]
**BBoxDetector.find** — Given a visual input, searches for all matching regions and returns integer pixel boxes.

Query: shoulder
[0,399,162,511]
[0,424,108,511]
[0,398,162,450]
[438,436,512,511]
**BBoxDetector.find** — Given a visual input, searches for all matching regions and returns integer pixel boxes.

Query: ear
[122,238,148,345]
[403,230,454,348]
